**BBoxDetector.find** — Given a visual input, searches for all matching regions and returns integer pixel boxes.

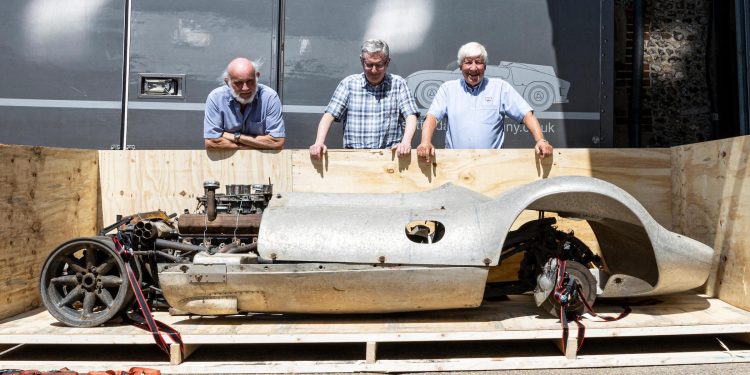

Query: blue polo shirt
[427,78,532,149]
[203,84,286,139]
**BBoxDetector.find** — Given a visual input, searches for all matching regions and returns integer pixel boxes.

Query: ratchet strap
[113,236,184,357]
[553,258,631,355]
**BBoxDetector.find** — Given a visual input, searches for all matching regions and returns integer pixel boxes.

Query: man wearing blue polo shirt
[309,39,420,159]
[416,42,553,162]
[204,57,286,150]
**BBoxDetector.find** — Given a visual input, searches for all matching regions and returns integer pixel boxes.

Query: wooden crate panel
[97,150,292,224]
[290,148,672,228]
[0,144,99,321]
[672,136,750,309]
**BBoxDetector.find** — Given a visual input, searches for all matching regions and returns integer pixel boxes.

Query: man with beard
[204,57,286,150]
[416,42,553,162]
[309,39,420,159]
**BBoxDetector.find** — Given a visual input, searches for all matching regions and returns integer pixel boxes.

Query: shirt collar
[460,77,487,94]
[360,73,391,89]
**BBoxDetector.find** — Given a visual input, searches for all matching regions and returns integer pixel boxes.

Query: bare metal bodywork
[159,176,713,315]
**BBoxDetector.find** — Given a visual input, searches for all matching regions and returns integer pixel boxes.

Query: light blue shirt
[427,78,532,149]
[203,84,286,139]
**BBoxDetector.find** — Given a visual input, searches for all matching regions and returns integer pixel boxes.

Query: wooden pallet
[1,294,749,372]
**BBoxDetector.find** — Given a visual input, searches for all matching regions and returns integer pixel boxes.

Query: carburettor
[176,180,273,247]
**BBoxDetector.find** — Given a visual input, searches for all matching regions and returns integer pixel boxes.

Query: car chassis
[39,176,713,328]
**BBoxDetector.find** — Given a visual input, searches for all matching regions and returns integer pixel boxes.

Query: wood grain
[0,145,99,320]
[672,136,750,309]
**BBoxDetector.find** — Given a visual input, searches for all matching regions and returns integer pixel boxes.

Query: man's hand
[535,139,553,159]
[309,143,327,159]
[416,142,435,163]
[393,142,412,158]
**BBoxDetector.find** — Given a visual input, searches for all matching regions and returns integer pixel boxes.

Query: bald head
[225,57,258,79]
[224,57,260,105]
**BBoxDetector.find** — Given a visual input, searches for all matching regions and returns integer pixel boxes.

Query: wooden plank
[171,343,200,365]
[290,148,672,228]
[3,348,750,373]
[97,150,292,224]
[0,295,747,345]
[0,144,99,321]
[671,136,750,308]
[365,341,377,363]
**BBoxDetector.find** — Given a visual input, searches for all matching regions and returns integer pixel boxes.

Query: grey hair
[457,42,488,65]
[360,39,390,59]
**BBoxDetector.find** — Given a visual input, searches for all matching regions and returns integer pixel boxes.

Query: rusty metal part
[177,213,262,237]
[204,180,220,222]
[159,263,488,315]
[133,220,173,241]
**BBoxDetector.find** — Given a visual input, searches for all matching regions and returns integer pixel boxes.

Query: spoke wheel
[541,260,597,318]
[40,237,134,327]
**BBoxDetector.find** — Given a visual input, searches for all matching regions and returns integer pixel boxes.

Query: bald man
[204,57,286,150]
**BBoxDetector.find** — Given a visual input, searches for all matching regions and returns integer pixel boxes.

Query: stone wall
[614,0,714,147]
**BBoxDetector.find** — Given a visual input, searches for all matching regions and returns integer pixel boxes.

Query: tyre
[39,237,134,327]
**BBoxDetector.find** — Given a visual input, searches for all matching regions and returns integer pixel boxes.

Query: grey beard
[230,87,256,105]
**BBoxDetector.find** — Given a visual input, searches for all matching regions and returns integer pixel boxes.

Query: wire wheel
[39,237,134,327]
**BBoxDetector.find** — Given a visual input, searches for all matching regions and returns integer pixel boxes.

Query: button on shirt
[427,78,532,149]
[204,84,286,139]
[325,73,420,149]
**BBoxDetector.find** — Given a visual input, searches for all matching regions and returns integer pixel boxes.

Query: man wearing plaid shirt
[309,39,420,159]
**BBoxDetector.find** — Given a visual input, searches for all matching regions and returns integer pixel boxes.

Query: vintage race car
[406,61,571,112]
[39,176,713,328]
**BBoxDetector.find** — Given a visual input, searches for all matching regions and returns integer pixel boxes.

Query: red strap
[113,237,184,357]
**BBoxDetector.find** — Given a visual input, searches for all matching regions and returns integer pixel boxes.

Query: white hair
[457,42,488,65]
[360,39,390,59]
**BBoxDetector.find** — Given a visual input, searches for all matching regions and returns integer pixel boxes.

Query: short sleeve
[263,92,286,138]
[426,83,449,121]
[500,82,534,123]
[324,79,350,120]
[203,91,225,139]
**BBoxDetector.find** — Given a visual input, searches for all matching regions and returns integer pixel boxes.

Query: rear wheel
[40,237,134,327]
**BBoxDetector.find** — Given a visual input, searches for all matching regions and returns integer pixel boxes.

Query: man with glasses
[416,42,553,162]
[204,57,286,150]
[309,39,420,159]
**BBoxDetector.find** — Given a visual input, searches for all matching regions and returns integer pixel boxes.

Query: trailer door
[125,0,280,149]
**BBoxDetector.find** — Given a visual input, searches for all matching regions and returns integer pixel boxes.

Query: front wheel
[39,237,134,327]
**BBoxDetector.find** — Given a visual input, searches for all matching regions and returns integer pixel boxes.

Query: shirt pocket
[248,121,265,135]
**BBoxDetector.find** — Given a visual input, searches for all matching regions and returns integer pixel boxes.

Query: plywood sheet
[97,150,292,225]
[290,148,672,228]
[672,136,750,309]
[0,145,99,320]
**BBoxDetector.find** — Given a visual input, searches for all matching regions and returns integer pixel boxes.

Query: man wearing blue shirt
[417,42,553,162]
[309,39,420,159]
[204,57,286,150]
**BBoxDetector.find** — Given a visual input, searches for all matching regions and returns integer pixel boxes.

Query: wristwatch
[234,132,241,143]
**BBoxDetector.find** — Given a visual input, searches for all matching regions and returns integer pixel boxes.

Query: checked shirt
[325,73,419,149]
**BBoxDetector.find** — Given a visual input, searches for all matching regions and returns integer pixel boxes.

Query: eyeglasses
[362,60,388,70]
